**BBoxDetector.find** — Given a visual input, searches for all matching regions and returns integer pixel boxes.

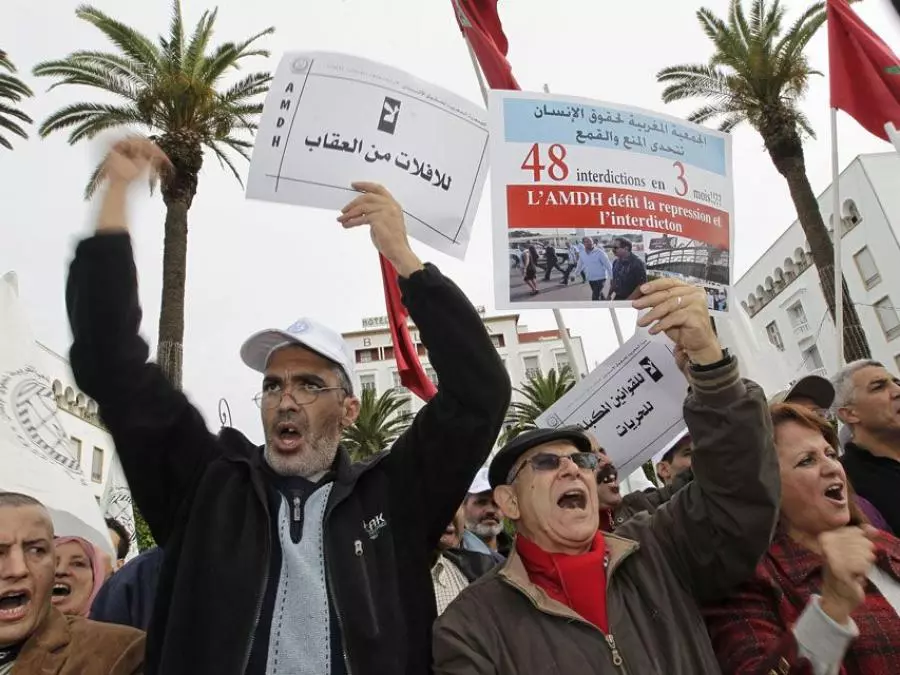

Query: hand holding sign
[339,182,424,278]
[633,278,722,366]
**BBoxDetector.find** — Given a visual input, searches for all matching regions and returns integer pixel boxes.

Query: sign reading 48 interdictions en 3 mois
[488,90,734,314]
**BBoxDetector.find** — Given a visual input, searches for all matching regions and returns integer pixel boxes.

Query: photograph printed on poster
[508,228,646,304]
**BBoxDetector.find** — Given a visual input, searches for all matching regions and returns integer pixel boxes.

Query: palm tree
[342,388,414,462]
[656,0,871,362]
[34,2,274,387]
[0,51,33,149]
[502,366,576,443]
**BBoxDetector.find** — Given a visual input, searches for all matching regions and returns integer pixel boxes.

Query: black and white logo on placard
[638,357,664,383]
[0,366,82,479]
[378,97,401,134]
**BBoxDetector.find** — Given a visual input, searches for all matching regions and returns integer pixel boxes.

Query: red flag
[452,0,519,90]
[380,256,438,402]
[828,0,900,141]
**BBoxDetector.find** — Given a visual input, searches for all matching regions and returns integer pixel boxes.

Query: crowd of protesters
[4,137,900,674]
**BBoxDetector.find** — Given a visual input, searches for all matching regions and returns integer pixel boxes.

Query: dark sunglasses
[597,463,618,485]
[508,451,599,483]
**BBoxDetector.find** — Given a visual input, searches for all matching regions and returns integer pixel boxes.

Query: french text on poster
[536,334,688,478]
[247,51,489,259]
[488,90,734,312]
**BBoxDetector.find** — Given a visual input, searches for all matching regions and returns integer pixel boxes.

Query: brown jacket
[12,607,144,675]
[433,358,779,675]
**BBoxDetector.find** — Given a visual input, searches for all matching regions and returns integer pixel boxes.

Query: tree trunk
[157,200,189,389]
[154,132,203,389]
[762,124,871,364]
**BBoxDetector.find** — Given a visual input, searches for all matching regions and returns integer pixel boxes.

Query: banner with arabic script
[488,90,734,312]
[536,333,688,479]
[247,51,489,259]
[0,272,113,557]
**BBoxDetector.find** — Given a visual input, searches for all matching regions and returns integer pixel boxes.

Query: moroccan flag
[380,256,437,402]
[452,0,519,90]
[828,0,900,141]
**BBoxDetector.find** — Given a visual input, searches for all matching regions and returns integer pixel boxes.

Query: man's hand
[819,526,877,625]
[337,182,423,278]
[97,137,170,234]
[632,279,722,366]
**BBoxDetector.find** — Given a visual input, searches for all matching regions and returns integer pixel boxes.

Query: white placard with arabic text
[536,334,688,478]
[247,51,490,259]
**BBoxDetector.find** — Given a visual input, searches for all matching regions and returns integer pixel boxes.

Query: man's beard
[264,411,343,477]
[468,520,503,538]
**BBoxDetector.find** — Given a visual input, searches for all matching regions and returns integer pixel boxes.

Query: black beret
[489,427,594,488]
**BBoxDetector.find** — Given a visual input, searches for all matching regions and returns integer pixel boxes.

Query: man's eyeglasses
[507,452,599,483]
[253,382,346,409]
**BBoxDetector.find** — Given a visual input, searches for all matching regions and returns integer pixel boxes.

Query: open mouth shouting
[50,582,71,604]
[557,486,589,511]
[273,420,304,453]
[823,482,847,506]
[0,589,31,622]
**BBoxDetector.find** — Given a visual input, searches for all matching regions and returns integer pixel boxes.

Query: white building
[36,342,115,501]
[735,152,900,385]
[341,307,589,424]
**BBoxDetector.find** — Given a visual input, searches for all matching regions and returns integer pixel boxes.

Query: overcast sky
[2,0,898,441]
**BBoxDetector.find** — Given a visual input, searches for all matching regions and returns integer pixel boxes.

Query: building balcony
[792,321,811,338]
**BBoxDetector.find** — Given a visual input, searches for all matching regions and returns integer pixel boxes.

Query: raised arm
[626,279,780,603]
[337,182,511,548]
[66,138,218,546]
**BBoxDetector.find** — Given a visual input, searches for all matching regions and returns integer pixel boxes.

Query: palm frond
[0,52,33,148]
[183,7,216,76]
[502,367,575,442]
[164,0,186,71]
[74,5,162,70]
[342,388,413,462]
[37,101,144,140]
[33,60,140,101]
[207,138,245,185]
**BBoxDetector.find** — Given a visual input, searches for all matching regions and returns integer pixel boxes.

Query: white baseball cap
[240,317,356,392]
[468,467,492,495]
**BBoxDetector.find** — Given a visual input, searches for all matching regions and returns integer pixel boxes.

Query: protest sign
[247,51,490,259]
[0,272,113,556]
[488,90,734,311]
[536,333,688,479]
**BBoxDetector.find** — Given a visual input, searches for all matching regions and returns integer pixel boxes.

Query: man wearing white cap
[63,138,511,675]
[461,468,510,561]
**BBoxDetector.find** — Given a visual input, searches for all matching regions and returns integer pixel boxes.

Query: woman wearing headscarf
[53,536,109,617]
[705,403,900,674]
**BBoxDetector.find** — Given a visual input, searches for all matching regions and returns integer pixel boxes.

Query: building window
[391,371,407,393]
[801,345,825,374]
[359,373,377,393]
[490,334,506,348]
[382,346,394,361]
[554,352,570,372]
[853,246,881,290]
[425,367,439,386]
[70,437,82,467]
[523,355,541,380]
[765,321,785,351]
[355,348,378,364]
[894,354,900,375]
[787,302,810,337]
[875,296,900,341]
[91,447,103,483]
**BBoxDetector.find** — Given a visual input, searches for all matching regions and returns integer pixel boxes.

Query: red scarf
[516,532,609,632]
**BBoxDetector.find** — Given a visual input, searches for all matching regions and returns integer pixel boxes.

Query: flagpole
[459,37,584,380]
[886,122,900,154]
[831,108,844,369]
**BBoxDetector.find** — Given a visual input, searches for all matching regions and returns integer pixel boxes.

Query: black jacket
[66,234,511,675]
[90,546,163,631]
[843,441,900,534]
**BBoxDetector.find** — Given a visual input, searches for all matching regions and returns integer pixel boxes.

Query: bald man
[0,493,144,674]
